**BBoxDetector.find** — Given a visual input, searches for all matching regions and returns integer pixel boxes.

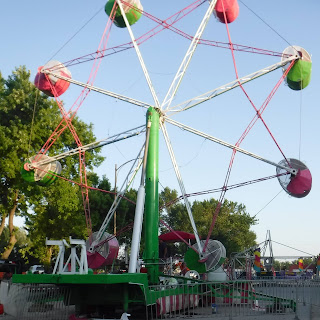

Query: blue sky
[1,0,319,259]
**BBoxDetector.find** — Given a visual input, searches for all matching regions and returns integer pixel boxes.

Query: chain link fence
[1,279,320,319]
[1,282,74,320]
[148,279,320,320]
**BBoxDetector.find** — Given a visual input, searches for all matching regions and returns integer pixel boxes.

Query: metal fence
[1,282,74,320]
[148,279,320,319]
[2,279,320,319]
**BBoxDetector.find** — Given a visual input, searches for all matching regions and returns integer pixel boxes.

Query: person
[159,239,168,259]
[180,262,190,276]
[3,268,12,280]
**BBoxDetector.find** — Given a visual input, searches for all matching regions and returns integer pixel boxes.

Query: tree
[25,179,91,265]
[0,226,29,261]
[292,257,314,266]
[193,199,257,255]
[87,173,114,232]
[160,188,257,256]
[89,174,137,246]
[273,260,291,271]
[0,66,103,260]
[116,188,137,245]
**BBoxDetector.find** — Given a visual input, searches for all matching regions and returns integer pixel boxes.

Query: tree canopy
[89,174,137,245]
[160,187,257,256]
[0,66,103,262]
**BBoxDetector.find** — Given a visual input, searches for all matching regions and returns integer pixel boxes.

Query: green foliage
[0,226,29,260]
[89,173,113,230]
[292,257,314,266]
[116,188,137,244]
[0,66,103,263]
[273,258,316,271]
[273,260,291,271]
[160,188,257,256]
[89,174,137,245]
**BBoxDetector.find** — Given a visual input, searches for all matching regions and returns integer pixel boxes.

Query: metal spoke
[161,0,218,111]
[28,125,145,168]
[166,55,297,114]
[116,0,161,108]
[89,145,144,251]
[42,70,151,109]
[160,121,203,255]
[165,117,297,175]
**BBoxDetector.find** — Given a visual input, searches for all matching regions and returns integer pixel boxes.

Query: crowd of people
[159,239,190,276]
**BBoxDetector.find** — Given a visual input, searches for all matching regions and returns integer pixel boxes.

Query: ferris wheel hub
[23,162,31,171]
[198,256,208,263]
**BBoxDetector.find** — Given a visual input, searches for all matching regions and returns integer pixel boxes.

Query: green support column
[143,107,160,284]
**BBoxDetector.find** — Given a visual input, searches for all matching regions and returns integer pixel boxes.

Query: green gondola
[282,46,312,91]
[105,0,143,28]
[21,155,62,186]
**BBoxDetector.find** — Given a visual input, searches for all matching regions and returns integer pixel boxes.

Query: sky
[1,0,319,260]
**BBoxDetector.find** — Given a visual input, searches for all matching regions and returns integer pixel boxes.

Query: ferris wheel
[20,0,312,277]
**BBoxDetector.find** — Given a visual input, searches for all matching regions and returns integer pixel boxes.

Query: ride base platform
[12,273,200,317]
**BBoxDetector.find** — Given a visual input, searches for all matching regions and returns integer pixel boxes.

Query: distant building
[289,264,315,274]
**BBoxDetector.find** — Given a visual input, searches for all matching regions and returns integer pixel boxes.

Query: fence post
[294,280,300,320]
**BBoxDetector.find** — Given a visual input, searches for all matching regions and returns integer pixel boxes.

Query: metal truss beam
[166,56,297,115]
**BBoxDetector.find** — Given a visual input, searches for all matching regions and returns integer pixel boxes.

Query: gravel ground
[0,315,299,320]
[0,308,319,320]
